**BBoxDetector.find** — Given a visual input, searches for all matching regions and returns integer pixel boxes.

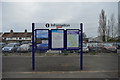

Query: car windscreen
[20,44,29,48]
[83,43,87,47]
[0,43,2,46]
[0,43,5,45]
[88,43,97,47]
[104,44,112,47]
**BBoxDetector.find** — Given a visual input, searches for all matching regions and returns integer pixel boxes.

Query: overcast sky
[1,2,118,37]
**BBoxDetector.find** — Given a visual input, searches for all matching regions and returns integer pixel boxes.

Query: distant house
[88,36,103,42]
[2,30,32,43]
[88,37,95,42]
[93,36,103,42]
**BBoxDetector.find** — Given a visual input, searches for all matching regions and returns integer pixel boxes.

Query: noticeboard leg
[32,50,35,70]
[80,23,83,70]
[32,23,35,71]
[80,49,83,70]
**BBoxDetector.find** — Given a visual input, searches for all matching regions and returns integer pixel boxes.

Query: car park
[2,43,20,52]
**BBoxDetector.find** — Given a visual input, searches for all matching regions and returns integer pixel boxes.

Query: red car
[103,43,117,52]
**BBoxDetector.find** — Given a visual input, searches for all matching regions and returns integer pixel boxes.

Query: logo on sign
[45,23,70,28]
[45,23,50,28]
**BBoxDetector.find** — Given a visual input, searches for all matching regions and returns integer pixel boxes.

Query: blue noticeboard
[32,23,83,71]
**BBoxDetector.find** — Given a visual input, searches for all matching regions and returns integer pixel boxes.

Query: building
[2,30,32,43]
[88,36,103,42]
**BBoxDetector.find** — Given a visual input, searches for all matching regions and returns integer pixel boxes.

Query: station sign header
[35,23,80,29]
[45,23,70,28]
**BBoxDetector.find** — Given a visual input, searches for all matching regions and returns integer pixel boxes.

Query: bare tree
[110,14,115,38]
[107,20,110,40]
[118,1,120,40]
[98,9,107,42]
[108,13,118,39]
[114,23,119,37]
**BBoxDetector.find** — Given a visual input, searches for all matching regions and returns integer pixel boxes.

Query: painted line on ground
[2,55,118,58]
[3,70,118,74]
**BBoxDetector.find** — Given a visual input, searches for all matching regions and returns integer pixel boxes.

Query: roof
[2,32,32,38]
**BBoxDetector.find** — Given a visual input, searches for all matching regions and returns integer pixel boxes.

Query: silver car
[83,43,89,53]
[17,44,31,52]
[2,43,20,52]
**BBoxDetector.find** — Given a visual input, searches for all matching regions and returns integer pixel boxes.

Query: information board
[51,29,64,49]
[35,30,49,49]
[32,23,83,70]
[67,30,79,49]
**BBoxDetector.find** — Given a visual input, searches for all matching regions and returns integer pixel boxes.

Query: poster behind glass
[36,30,49,49]
[67,30,79,49]
[51,30,64,49]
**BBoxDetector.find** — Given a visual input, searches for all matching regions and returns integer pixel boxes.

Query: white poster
[52,30,64,48]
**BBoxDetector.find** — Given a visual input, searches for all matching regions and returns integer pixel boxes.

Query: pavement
[2,54,119,78]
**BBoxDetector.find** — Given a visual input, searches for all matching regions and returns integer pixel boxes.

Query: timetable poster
[51,30,64,49]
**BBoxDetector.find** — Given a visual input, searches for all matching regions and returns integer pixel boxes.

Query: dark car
[88,43,104,52]
[0,42,6,52]
[88,43,98,52]
[0,42,6,48]
[116,43,120,53]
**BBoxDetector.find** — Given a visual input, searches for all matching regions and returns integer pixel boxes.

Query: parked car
[116,43,120,53]
[2,43,20,52]
[17,43,32,52]
[83,43,89,53]
[103,43,117,52]
[0,42,6,49]
[88,43,104,52]
[0,42,6,52]
[88,43,98,52]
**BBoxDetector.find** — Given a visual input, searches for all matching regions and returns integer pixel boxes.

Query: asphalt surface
[2,54,118,78]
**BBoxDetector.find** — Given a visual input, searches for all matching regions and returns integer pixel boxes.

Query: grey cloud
[2,2,118,37]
